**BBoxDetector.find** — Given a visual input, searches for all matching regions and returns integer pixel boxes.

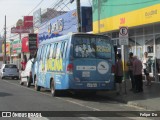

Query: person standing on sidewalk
[133,56,143,93]
[142,52,151,86]
[115,54,123,95]
[127,52,135,91]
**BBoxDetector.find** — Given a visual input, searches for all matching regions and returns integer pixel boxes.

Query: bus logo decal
[97,62,109,74]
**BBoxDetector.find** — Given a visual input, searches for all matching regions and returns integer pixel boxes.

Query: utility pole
[76,0,81,32]
[4,15,7,64]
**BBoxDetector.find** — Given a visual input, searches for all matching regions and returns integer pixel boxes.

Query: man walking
[115,54,123,95]
[127,52,134,91]
[133,56,143,93]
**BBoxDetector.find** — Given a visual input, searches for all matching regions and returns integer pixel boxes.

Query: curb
[97,92,151,110]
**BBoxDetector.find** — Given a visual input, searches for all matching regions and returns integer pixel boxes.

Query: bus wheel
[51,80,57,97]
[35,77,41,91]
[26,77,31,87]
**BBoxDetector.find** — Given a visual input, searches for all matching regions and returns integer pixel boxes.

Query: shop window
[112,32,119,38]
[135,27,143,36]
[144,24,153,35]
[155,34,160,78]
[128,37,135,55]
[145,35,154,54]
[135,36,144,60]
[129,28,135,37]
[154,23,160,34]
[155,34,160,59]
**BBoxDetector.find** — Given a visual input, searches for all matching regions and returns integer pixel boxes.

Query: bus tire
[35,77,41,91]
[51,80,57,97]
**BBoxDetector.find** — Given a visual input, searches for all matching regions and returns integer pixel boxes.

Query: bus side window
[46,44,51,59]
[52,43,58,59]
[56,42,62,59]
[39,46,44,61]
[49,44,55,59]
[37,47,41,61]
[60,41,67,59]
[45,44,51,59]
[42,45,48,62]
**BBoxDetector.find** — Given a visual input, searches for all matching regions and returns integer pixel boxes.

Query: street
[0,78,159,120]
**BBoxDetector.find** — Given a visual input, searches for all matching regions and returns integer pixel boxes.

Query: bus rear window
[73,36,111,59]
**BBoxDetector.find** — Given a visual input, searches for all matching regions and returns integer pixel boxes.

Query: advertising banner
[12,39,22,53]
[29,34,37,51]
[2,42,10,55]
[11,27,31,33]
[38,9,78,44]
[23,16,33,28]
[81,7,92,32]
[22,37,29,52]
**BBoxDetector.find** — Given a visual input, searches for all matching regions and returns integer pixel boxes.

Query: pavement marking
[127,117,154,120]
[56,97,101,111]
[79,117,102,120]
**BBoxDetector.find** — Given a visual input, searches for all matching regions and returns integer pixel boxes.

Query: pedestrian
[133,56,143,93]
[142,52,151,86]
[127,52,135,91]
[21,55,27,70]
[115,54,123,95]
[21,59,27,70]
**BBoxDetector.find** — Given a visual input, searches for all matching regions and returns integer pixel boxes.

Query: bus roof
[39,32,110,46]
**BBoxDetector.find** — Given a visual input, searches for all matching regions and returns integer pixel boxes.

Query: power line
[28,0,45,15]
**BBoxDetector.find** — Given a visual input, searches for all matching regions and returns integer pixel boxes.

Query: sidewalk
[97,80,160,110]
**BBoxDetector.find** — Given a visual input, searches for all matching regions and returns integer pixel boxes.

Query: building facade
[92,0,160,81]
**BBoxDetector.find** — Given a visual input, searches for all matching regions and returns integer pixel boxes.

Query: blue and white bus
[33,33,115,96]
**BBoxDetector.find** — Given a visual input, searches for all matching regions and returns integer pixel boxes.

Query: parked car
[0,64,19,79]
[20,58,34,87]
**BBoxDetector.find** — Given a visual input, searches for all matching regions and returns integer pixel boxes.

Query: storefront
[92,0,160,81]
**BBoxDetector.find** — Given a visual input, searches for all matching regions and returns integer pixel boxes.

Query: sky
[0,0,92,38]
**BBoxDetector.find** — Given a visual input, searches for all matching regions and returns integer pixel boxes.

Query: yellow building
[92,0,160,81]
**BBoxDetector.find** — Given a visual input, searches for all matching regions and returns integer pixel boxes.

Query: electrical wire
[28,0,45,15]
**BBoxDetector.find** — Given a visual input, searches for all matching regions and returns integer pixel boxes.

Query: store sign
[2,42,10,55]
[23,16,33,28]
[29,34,37,51]
[12,39,22,53]
[11,27,30,33]
[22,37,29,52]
[119,26,128,45]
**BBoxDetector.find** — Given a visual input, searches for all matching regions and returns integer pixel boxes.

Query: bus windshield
[73,36,112,59]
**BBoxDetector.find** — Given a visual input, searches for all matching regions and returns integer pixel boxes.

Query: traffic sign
[119,26,128,45]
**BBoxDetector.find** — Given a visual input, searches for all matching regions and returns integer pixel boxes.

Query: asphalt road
[0,78,159,120]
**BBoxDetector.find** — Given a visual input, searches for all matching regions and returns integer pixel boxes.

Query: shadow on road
[0,92,12,97]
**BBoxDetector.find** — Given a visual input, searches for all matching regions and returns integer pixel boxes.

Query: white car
[20,58,34,87]
[0,64,19,79]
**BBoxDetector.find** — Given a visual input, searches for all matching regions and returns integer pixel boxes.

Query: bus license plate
[87,83,97,88]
